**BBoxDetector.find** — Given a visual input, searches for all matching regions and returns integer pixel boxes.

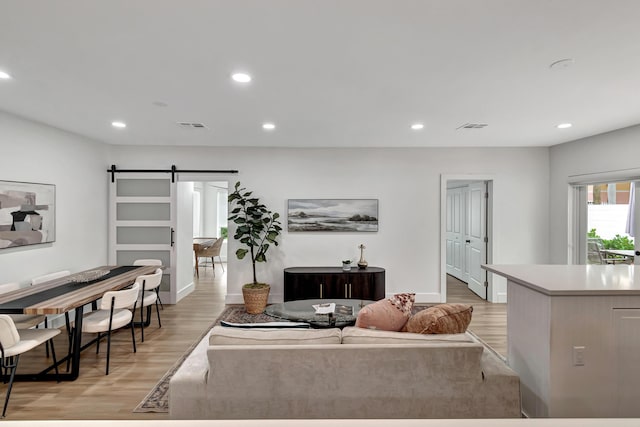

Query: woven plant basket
[242,284,271,314]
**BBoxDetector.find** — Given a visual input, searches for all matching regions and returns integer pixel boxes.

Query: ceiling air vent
[457,123,488,129]
[177,122,208,129]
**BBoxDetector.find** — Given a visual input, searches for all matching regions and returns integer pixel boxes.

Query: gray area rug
[133,305,277,413]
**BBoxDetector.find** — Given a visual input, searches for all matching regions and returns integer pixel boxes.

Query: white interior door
[109,173,177,304]
[446,187,465,281]
[466,182,487,298]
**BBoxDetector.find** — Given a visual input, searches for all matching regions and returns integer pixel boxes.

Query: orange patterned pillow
[355,293,415,331]
[404,303,473,334]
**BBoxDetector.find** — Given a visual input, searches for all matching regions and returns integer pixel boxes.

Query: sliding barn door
[109,173,177,304]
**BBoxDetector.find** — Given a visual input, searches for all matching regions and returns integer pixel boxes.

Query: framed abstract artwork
[0,180,56,249]
[287,199,378,232]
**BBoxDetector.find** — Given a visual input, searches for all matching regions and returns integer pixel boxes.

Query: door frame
[440,174,494,302]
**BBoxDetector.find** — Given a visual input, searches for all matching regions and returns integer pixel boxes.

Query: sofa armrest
[479,349,522,417]
[169,331,211,419]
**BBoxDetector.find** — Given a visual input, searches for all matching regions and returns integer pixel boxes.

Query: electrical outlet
[573,346,585,366]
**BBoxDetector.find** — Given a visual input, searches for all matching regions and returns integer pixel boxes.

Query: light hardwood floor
[9,269,505,420]
[446,274,507,356]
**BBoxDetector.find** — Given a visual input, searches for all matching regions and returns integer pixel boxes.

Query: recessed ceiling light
[262,122,276,130]
[557,123,572,129]
[0,71,11,79]
[111,121,127,128]
[231,72,251,83]
[411,123,424,130]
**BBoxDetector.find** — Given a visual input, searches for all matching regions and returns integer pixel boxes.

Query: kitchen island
[483,264,640,418]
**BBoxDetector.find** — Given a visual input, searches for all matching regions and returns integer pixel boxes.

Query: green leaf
[236,248,248,259]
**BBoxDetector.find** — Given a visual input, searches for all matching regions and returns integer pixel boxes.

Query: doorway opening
[178,181,228,297]
[440,176,495,302]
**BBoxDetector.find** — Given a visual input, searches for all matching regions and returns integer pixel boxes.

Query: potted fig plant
[228,181,282,313]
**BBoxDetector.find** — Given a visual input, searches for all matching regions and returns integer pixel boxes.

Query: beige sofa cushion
[208,325,341,345]
[341,326,475,344]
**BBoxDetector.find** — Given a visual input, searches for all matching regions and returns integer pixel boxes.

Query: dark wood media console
[283,266,385,301]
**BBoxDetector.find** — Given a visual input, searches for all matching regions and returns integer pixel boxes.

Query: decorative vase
[358,244,368,269]
[342,262,351,271]
[242,283,270,314]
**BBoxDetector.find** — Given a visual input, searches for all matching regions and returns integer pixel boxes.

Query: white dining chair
[31,271,71,361]
[81,283,140,375]
[0,283,46,330]
[0,314,60,418]
[132,259,164,309]
[133,269,162,342]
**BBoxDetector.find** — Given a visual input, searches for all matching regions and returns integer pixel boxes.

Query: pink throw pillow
[355,293,415,331]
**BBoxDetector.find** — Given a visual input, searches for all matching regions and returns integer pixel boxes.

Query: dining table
[0,264,157,381]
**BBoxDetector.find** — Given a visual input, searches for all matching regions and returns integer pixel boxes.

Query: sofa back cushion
[341,326,474,344]
[208,325,341,345]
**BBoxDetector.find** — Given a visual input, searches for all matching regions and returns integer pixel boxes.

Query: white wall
[0,111,109,285]
[549,124,640,263]
[109,145,550,304]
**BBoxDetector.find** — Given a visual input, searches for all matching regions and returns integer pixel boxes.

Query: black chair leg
[105,329,112,375]
[156,288,164,310]
[139,303,145,343]
[130,321,137,353]
[155,300,162,328]
[96,332,101,354]
[44,318,50,358]
[1,356,18,418]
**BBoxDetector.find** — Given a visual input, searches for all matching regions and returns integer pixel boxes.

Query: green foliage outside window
[588,228,634,250]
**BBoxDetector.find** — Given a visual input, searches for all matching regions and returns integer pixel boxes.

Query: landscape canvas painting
[288,199,378,232]
[0,180,56,249]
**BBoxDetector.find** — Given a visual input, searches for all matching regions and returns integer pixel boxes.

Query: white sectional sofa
[169,326,521,419]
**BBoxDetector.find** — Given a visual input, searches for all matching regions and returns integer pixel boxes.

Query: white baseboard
[400,292,443,303]
[495,292,508,303]
[175,282,195,303]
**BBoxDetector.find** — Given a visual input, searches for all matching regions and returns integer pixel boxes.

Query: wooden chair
[197,238,225,277]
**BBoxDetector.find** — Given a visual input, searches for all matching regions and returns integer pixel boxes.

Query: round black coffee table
[264,298,374,328]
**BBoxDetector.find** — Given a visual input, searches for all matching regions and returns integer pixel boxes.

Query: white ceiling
[1,0,640,148]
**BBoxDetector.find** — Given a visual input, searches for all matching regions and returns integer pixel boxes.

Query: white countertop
[483,264,640,296]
